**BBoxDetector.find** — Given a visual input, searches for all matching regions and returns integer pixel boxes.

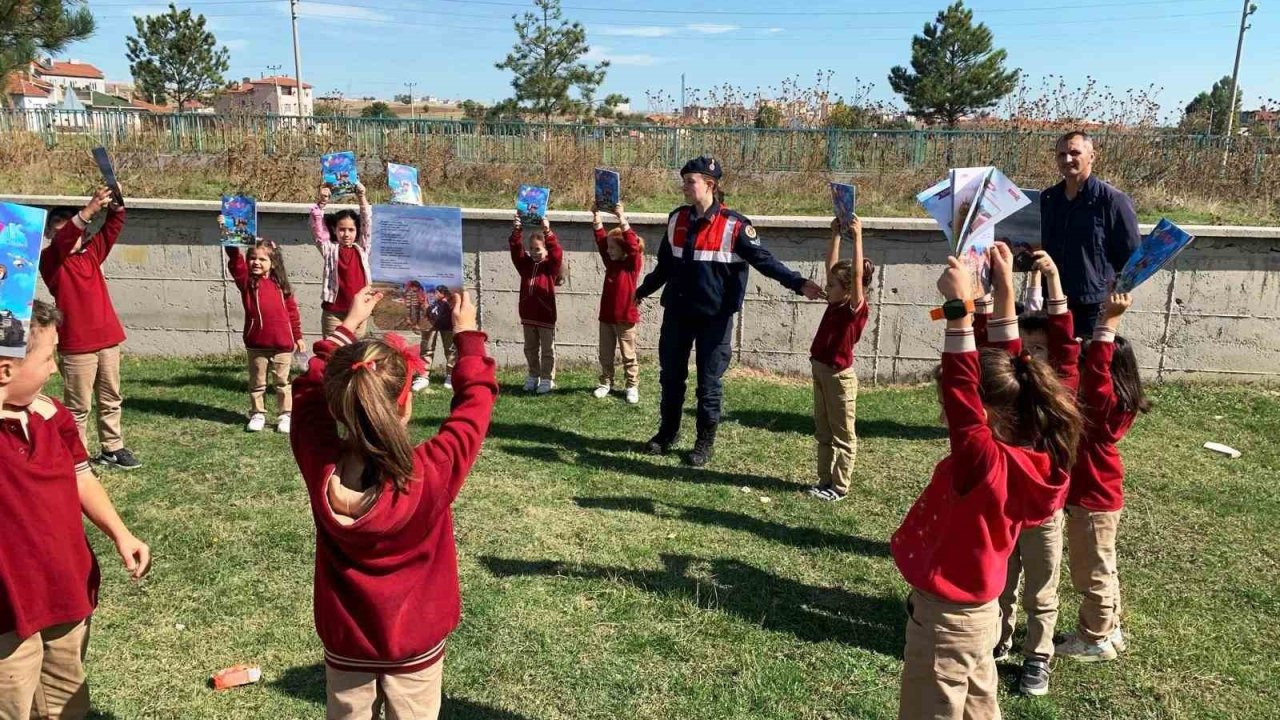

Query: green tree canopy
[125,3,229,109]
[495,0,608,123]
[0,0,96,94]
[1181,76,1243,135]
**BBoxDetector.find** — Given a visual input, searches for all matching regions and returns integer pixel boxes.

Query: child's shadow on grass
[481,553,904,658]
[730,409,946,441]
[127,397,245,426]
[271,664,534,718]
[574,495,890,558]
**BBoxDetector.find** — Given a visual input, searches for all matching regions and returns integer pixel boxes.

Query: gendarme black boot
[645,428,678,455]
[685,424,717,467]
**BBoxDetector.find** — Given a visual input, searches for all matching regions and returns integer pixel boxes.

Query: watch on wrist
[929,298,975,321]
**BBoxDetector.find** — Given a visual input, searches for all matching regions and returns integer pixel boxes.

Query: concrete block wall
[5,195,1279,382]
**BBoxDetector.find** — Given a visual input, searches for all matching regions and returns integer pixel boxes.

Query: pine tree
[126,3,229,110]
[888,1,1018,127]
[495,0,607,123]
[0,0,95,91]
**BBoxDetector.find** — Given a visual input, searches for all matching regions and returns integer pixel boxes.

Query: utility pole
[680,72,686,117]
[289,0,305,120]
[405,81,418,120]
[264,64,281,80]
[1222,0,1258,159]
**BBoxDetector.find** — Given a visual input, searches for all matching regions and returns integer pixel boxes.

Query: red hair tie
[350,359,377,372]
[382,333,428,407]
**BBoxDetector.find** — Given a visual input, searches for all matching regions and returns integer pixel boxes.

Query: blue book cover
[220,194,257,247]
[321,151,360,197]
[0,202,49,358]
[388,162,423,205]
[515,184,550,225]
[368,205,465,331]
[1116,219,1195,293]
[594,169,620,210]
[829,182,857,242]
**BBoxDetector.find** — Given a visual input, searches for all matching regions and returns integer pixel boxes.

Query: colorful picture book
[1116,219,1195,293]
[516,184,550,226]
[594,169,620,211]
[829,182,857,243]
[219,195,257,247]
[368,205,465,331]
[321,151,359,197]
[0,202,49,358]
[388,162,423,205]
[917,166,1030,294]
[92,146,124,207]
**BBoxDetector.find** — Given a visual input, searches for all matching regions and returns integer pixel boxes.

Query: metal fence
[2,109,1276,183]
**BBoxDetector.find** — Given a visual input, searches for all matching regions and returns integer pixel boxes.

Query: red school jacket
[593,226,643,325]
[39,210,127,355]
[226,247,303,352]
[509,228,562,328]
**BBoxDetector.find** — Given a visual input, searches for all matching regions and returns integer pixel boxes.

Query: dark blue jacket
[636,203,806,318]
[1040,175,1140,305]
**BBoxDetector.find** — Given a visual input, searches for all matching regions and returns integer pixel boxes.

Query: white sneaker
[443,378,453,390]
[536,379,555,395]
[1055,633,1117,663]
[276,414,291,434]
[246,413,266,432]
[625,387,639,405]
[593,385,612,399]
[523,375,538,392]
[1109,626,1127,654]
[411,375,430,392]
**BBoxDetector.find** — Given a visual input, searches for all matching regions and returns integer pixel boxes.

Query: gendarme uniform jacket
[635,202,805,317]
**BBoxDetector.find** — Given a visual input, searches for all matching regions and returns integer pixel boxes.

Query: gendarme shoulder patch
[744,224,759,244]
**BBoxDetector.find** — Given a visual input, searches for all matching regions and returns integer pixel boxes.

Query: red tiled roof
[37,61,105,80]
[130,98,171,113]
[5,75,51,98]
[245,76,312,89]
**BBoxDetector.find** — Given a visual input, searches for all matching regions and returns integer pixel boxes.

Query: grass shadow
[86,710,119,720]
[272,664,534,718]
[127,397,245,425]
[167,372,250,394]
[481,554,904,658]
[574,495,890,557]
[729,410,945,441]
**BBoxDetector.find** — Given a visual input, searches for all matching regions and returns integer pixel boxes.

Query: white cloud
[597,26,675,38]
[684,23,740,34]
[281,4,391,23]
[584,46,660,67]
[765,27,785,34]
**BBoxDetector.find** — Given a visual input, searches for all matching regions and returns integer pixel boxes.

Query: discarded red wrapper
[212,664,262,690]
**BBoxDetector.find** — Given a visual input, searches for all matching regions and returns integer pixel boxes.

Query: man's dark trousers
[657,311,734,437]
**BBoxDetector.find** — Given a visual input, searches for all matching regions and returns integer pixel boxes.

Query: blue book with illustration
[220,194,257,247]
[594,169,620,211]
[515,184,550,225]
[829,182,857,242]
[1116,218,1195,293]
[321,151,359,197]
[0,202,49,358]
[388,162,423,205]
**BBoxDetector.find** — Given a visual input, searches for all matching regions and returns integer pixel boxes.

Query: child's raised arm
[1081,293,1131,422]
[984,244,1022,356]
[309,185,331,250]
[224,245,249,287]
[355,183,372,249]
[1034,250,1080,391]
[508,215,528,268]
[850,216,866,309]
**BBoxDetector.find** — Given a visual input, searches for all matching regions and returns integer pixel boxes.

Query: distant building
[216,76,315,116]
[31,59,106,95]
[5,74,54,111]
[1239,109,1278,135]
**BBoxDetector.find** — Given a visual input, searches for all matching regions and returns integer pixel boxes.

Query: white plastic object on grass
[1203,442,1241,459]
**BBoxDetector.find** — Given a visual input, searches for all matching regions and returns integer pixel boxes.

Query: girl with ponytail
[290,285,499,720]
[893,247,1081,719]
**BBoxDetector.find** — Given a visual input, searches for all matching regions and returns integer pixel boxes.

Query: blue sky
[79,0,1279,119]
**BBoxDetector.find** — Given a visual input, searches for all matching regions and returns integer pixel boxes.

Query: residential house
[31,59,106,95]
[216,76,314,116]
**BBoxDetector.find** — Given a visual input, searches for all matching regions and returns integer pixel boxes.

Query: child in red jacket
[509,214,562,394]
[893,248,1082,720]
[0,301,151,720]
[40,188,141,470]
[226,240,304,434]
[1056,292,1148,663]
[590,203,643,404]
[290,287,497,719]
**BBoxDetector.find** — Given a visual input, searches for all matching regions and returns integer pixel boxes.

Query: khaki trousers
[59,346,123,453]
[998,509,1064,662]
[321,310,367,339]
[811,360,859,495]
[1066,505,1123,643]
[598,322,639,389]
[420,330,456,376]
[0,620,91,720]
[522,325,556,381]
[326,661,443,720]
[247,349,292,415]
[900,591,1001,720]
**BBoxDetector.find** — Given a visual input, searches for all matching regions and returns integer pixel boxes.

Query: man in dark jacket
[636,156,822,467]
[1041,131,1140,337]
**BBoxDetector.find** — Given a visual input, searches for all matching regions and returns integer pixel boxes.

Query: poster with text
[369,205,464,331]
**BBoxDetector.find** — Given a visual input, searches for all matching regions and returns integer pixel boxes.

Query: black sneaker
[645,433,676,456]
[1019,658,1050,696]
[97,448,142,470]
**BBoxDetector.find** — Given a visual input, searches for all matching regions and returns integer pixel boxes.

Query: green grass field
[58,358,1280,719]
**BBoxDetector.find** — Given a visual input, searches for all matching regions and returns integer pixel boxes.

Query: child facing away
[289,287,498,720]
[807,215,874,502]
[893,247,1082,720]
[591,203,643,405]
[1055,292,1147,663]
[509,214,563,394]
[39,187,142,470]
[226,240,305,434]
[412,287,458,393]
[310,182,373,337]
[0,301,151,719]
